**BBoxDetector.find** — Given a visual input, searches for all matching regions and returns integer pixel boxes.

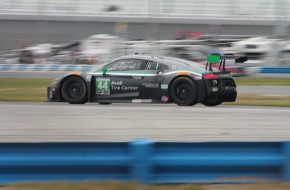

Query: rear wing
[206,53,248,72]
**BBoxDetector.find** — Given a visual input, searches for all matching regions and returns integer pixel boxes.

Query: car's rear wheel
[202,95,222,106]
[61,76,87,104]
[169,77,198,106]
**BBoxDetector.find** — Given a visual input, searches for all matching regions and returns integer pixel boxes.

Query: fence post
[283,141,290,181]
[130,139,153,184]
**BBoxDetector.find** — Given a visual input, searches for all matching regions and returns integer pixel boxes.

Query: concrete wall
[0,16,282,50]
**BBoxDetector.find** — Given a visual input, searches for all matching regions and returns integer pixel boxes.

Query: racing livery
[47,55,238,106]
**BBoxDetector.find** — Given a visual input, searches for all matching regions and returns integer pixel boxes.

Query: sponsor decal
[161,96,169,102]
[194,75,202,80]
[142,83,159,88]
[111,80,138,91]
[112,81,123,85]
[132,99,152,103]
[121,86,138,90]
[96,78,110,95]
[161,84,168,89]
[171,65,177,70]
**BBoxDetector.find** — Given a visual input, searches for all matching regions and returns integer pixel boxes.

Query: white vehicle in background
[78,34,124,64]
[280,41,290,66]
[18,44,55,64]
[122,40,155,55]
[231,37,283,67]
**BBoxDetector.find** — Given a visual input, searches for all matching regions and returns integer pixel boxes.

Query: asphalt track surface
[0,102,289,142]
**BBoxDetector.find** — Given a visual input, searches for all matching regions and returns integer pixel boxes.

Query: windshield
[88,62,109,73]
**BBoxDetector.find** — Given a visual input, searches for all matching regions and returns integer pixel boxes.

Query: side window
[144,61,169,70]
[106,59,143,71]
[159,63,169,70]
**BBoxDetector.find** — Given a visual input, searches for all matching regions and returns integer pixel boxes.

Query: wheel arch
[168,75,197,99]
[59,75,89,101]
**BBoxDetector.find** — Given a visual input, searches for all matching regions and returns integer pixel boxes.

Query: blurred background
[1,0,290,75]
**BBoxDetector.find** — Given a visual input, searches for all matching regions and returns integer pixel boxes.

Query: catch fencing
[0,139,290,184]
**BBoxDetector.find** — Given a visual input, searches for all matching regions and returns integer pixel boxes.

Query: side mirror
[102,67,108,76]
[157,70,163,75]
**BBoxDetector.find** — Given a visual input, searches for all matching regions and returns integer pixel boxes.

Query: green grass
[0,78,289,106]
[1,181,290,190]
[235,78,290,85]
[225,94,290,107]
[0,78,52,102]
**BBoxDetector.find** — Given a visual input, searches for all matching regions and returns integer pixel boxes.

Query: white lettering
[161,84,168,89]
[142,83,159,88]
[111,86,121,90]
[111,81,123,85]
[132,99,152,103]
[122,86,138,91]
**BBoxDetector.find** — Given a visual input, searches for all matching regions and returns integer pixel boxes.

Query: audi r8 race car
[47,54,239,106]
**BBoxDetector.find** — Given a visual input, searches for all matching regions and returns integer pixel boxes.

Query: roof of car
[112,54,190,63]
[112,54,205,72]
[113,54,158,60]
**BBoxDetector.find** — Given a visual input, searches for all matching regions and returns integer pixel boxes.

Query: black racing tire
[202,95,222,106]
[169,77,198,106]
[61,76,87,104]
[98,102,112,105]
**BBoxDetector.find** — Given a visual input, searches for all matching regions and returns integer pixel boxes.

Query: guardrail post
[283,141,290,181]
[130,139,153,184]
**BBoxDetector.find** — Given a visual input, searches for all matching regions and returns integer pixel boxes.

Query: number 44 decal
[96,78,110,95]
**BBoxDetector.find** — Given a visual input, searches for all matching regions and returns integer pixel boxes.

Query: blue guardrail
[0,139,290,184]
[260,67,290,74]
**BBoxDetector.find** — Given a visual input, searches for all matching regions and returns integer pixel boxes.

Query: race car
[47,54,237,106]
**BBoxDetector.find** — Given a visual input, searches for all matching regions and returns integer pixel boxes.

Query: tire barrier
[0,139,290,184]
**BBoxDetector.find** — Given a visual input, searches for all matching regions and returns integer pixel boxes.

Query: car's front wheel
[61,76,87,104]
[169,77,198,106]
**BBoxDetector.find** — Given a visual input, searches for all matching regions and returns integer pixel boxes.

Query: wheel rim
[66,81,84,100]
[175,84,192,101]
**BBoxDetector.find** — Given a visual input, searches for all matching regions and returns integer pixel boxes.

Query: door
[95,59,144,101]
[139,61,169,99]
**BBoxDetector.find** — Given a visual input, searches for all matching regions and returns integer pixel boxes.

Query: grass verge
[225,94,290,107]
[235,78,290,85]
[0,78,52,102]
[1,181,290,190]
[0,78,289,106]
